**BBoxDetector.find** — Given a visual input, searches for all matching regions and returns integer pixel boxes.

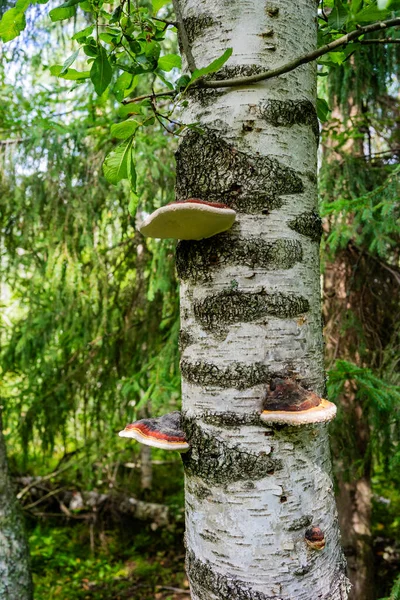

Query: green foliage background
[0,0,399,598]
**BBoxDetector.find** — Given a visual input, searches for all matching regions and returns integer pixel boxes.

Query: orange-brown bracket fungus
[260,378,337,426]
[118,411,190,452]
[138,199,236,240]
[305,527,326,551]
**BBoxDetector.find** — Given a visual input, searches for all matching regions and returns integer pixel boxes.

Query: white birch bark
[174,1,350,598]
[0,417,33,600]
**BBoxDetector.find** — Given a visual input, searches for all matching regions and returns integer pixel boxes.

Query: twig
[124,18,400,106]
[23,487,65,510]
[123,90,176,104]
[17,461,78,500]
[171,0,197,73]
[156,586,190,594]
[360,38,400,44]
[202,17,400,88]
[0,138,27,146]
[153,16,177,27]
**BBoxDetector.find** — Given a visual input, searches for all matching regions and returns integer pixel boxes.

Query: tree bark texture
[175,1,350,598]
[0,415,33,600]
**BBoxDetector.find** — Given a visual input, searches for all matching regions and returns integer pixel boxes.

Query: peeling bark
[0,415,33,600]
[175,1,349,598]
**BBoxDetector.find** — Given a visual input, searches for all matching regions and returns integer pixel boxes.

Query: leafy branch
[201,17,400,88]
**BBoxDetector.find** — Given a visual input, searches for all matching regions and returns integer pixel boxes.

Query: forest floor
[30,521,190,600]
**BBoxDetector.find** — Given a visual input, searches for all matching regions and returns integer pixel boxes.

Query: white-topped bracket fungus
[138,199,236,240]
[260,378,337,426]
[118,411,190,452]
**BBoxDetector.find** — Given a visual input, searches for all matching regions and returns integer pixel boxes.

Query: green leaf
[175,74,191,91]
[49,4,76,21]
[158,54,181,72]
[316,97,331,122]
[49,0,83,21]
[109,5,122,23]
[318,51,346,66]
[155,69,174,89]
[152,0,169,13]
[377,0,391,8]
[350,0,363,13]
[72,25,93,41]
[144,40,161,61]
[83,42,98,57]
[355,4,389,21]
[114,72,132,92]
[128,192,139,216]
[190,48,233,83]
[0,7,26,42]
[61,49,80,74]
[103,139,133,185]
[117,103,142,117]
[128,152,136,190]
[110,120,139,139]
[15,0,30,10]
[328,1,349,29]
[50,65,90,80]
[90,45,112,96]
[99,32,120,45]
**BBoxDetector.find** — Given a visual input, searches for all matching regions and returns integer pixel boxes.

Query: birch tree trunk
[174,1,350,598]
[0,413,33,599]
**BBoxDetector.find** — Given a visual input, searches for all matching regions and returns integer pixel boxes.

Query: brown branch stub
[305,527,326,551]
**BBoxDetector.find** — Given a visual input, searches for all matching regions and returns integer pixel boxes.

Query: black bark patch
[181,359,282,390]
[187,551,280,600]
[288,211,323,243]
[182,15,216,45]
[193,289,309,333]
[200,412,263,428]
[176,235,303,284]
[179,329,195,352]
[257,99,319,141]
[287,515,313,531]
[199,529,219,543]
[175,129,303,214]
[187,480,212,501]
[211,64,267,80]
[182,418,280,485]
[266,4,279,17]
[189,87,225,108]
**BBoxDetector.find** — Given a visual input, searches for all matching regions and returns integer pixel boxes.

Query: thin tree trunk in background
[140,445,153,491]
[0,412,33,600]
[324,258,375,600]
[175,1,349,598]
[337,476,374,600]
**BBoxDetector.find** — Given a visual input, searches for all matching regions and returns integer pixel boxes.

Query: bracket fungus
[260,378,337,426]
[118,411,189,452]
[138,199,236,240]
[305,527,326,551]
